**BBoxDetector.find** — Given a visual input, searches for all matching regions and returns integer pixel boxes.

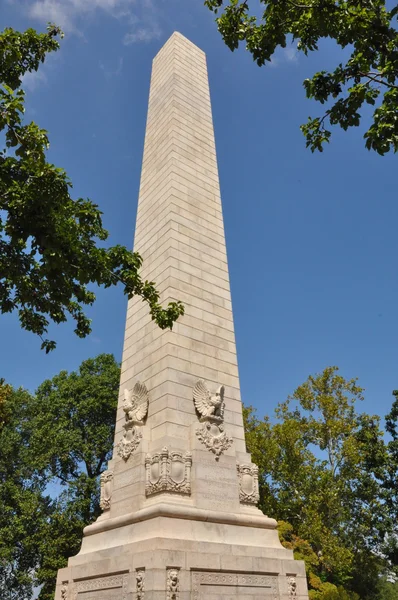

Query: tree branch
[359,71,398,89]
[286,0,314,7]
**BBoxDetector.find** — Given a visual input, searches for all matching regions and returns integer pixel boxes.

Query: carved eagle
[193,379,225,419]
[123,382,149,425]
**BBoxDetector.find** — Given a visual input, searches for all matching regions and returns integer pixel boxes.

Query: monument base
[55,509,309,599]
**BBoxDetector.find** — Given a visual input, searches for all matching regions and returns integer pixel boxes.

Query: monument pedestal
[59,534,306,599]
[58,504,307,599]
[57,446,308,600]
[55,31,309,600]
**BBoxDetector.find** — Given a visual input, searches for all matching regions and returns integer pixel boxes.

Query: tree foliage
[27,354,120,599]
[383,390,398,569]
[0,381,51,600]
[205,0,398,154]
[0,26,183,352]
[244,366,396,599]
[0,354,119,600]
[28,353,119,484]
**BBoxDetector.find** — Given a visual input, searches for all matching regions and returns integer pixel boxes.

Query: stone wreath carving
[193,380,233,460]
[166,568,179,600]
[236,463,260,505]
[196,421,233,460]
[287,576,297,598]
[193,379,225,422]
[99,469,113,511]
[136,569,145,600]
[117,382,149,461]
[145,447,192,496]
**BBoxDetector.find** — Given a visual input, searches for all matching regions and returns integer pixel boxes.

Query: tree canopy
[26,354,120,600]
[244,366,397,599]
[0,354,119,600]
[205,0,398,154]
[0,25,184,352]
[0,380,51,600]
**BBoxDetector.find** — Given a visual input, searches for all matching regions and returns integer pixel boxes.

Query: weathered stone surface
[54,31,309,600]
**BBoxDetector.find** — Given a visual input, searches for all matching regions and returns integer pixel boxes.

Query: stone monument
[55,31,309,600]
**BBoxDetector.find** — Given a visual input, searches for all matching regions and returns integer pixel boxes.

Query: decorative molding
[196,422,233,460]
[73,574,128,600]
[117,381,149,461]
[83,502,278,538]
[166,568,180,600]
[236,463,260,505]
[193,379,225,423]
[191,572,278,600]
[60,583,68,600]
[287,575,297,598]
[136,569,145,600]
[99,469,113,511]
[145,447,192,496]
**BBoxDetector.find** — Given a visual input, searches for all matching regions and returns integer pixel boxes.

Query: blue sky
[2,0,398,427]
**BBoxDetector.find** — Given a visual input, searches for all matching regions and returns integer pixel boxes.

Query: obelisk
[55,32,309,600]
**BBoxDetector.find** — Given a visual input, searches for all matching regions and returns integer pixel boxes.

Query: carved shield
[150,461,161,484]
[208,423,221,437]
[241,472,254,495]
[170,457,185,484]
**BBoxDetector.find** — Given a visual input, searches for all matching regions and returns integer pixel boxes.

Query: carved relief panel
[60,583,68,600]
[193,380,233,460]
[136,569,145,600]
[145,448,192,496]
[117,382,149,461]
[73,574,128,600]
[99,469,113,511]
[236,463,260,505]
[166,568,180,600]
[191,572,278,600]
[287,575,297,598]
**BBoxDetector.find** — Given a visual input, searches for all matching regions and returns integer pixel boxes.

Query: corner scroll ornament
[237,463,260,505]
[145,447,192,496]
[166,568,180,600]
[193,380,233,460]
[99,469,113,511]
[117,382,149,461]
[287,576,297,598]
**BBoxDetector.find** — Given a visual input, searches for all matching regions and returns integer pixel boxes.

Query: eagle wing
[124,388,131,404]
[131,381,149,422]
[193,379,211,416]
[123,388,133,414]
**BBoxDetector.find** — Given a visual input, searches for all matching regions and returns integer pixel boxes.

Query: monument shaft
[55,32,309,600]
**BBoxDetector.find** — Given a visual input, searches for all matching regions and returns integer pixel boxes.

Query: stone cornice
[83,503,277,537]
